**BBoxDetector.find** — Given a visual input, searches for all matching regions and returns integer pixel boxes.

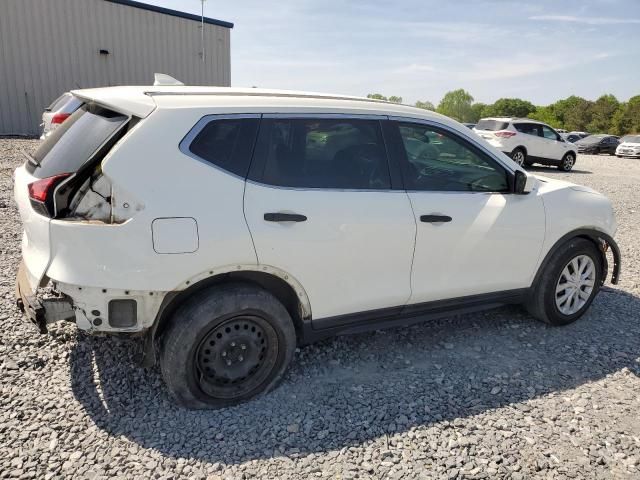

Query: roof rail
[145,90,384,104]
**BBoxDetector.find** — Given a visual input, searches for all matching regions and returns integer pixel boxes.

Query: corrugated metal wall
[0,0,231,135]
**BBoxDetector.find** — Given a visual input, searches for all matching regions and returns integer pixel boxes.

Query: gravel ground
[1,138,639,480]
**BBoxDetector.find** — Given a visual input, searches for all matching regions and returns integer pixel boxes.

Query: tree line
[366,91,640,135]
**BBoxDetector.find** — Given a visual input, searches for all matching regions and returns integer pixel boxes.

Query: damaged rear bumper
[15,261,74,333]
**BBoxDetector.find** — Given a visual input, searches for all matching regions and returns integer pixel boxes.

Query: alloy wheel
[512,151,525,166]
[563,155,575,170]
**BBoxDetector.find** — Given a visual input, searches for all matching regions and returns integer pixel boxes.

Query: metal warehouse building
[0,0,233,135]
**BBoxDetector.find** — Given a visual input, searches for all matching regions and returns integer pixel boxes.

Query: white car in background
[616,134,640,158]
[40,92,82,139]
[474,118,578,171]
[15,86,620,408]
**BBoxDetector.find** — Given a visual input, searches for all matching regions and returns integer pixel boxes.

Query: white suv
[474,118,578,171]
[15,87,620,408]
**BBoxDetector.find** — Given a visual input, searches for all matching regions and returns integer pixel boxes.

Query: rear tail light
[28,173,71,202]
[51,112,71,125]
[495,130,517,138]
[28,173,72,216]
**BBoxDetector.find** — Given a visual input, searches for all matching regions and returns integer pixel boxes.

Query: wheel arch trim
[532,228,621,289]
[139,264,311,367]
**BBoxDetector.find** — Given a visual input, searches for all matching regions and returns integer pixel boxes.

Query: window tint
[542,126,559,140]
[256,118,391,189]
[47,93,70,111]
[514,123,541,136]
[187,118,259,177]
[397,123,509,192]
[28,104,127,178]
[476,119,509,131]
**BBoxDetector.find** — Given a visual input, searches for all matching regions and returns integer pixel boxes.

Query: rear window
[475,119,509,131]
[46,93,70,111]
[27,104,128,178]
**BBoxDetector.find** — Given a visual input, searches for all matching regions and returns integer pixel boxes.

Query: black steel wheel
[160,284,296,409]
[195,316,278,400]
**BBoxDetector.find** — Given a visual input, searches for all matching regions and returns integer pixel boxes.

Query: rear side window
[27,104,128,178]
[514,123,541,136]
[183,117,260,177]
[252,118,391,190]
[476,119,509,131]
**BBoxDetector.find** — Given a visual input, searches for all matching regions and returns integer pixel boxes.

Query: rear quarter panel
[46,108,258,291]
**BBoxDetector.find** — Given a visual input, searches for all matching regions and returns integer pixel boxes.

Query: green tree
[366,93,402,103]
[528,106,561,128]
[414,100,435,111]
[611,95,640,135]
[483,98,536,118]
[586,94,619,133]
[437,89,475,122]
[545,96,593,131]
[470,102,488,122]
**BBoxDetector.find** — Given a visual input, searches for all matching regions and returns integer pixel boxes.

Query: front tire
[160,284,296,409]
[526,238,602,326]
[511,148,526,167]
[558,152,575,171]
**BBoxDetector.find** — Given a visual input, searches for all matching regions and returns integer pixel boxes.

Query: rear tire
[526,238,602,326]
[511,148,526,167]
[160,284,296,409]
[558,152,575,171]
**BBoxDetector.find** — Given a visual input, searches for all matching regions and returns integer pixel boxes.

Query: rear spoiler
[70,86,157,118]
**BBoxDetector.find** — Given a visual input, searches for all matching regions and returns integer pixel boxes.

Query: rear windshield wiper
[21,149,41,168]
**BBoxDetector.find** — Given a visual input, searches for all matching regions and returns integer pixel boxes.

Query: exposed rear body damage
[14,85,621,407]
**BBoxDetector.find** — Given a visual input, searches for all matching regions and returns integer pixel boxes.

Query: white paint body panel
[152,217,199,254]
[13,165,51,290]
[408,190,546,303]
[13,87,618,333]
[244,184,416,319]
[534,176,617,254]
[46,108,258,291]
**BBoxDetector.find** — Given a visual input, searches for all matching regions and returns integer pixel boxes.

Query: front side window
[397,122,509,192]
[256,118,391,189]
[542,125,559,140]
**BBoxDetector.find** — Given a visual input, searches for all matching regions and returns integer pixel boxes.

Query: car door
[244,115,416,323]
[540,125,569,160]
[602,136,618,154]
[388,119,546,304]
[513,122,544,158]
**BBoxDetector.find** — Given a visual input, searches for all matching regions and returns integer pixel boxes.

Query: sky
[148,0,640,106]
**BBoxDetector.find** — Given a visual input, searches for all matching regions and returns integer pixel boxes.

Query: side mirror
[514,170,535,194]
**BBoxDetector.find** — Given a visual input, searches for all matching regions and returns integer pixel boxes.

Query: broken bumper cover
[15,261,74,333]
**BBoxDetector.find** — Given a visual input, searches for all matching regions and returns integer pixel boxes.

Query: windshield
[28,104,128,178]
[621,135,640,143]
[475,119,509,131]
